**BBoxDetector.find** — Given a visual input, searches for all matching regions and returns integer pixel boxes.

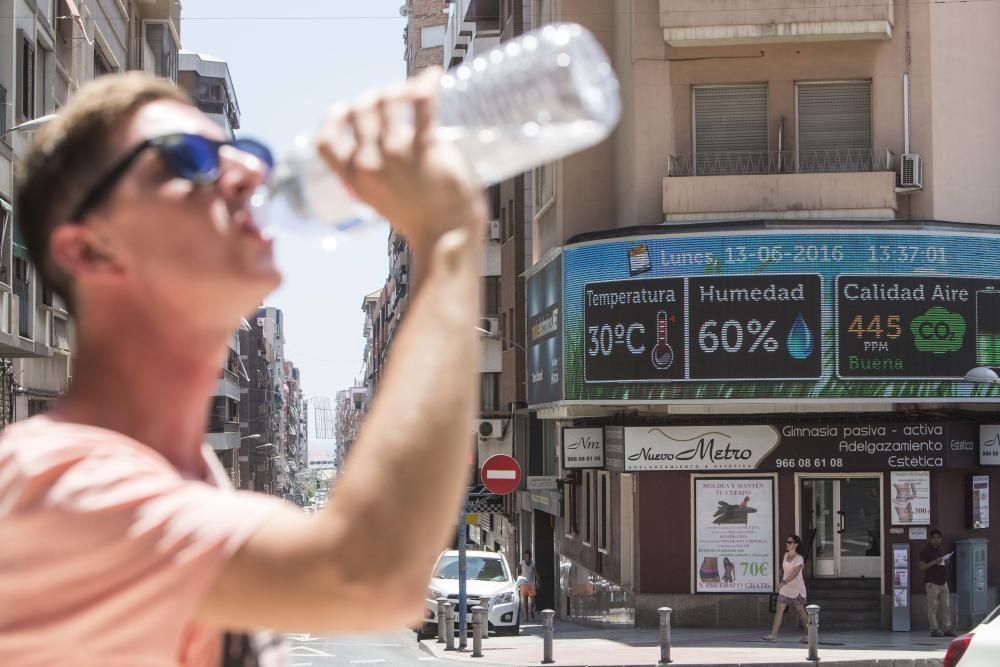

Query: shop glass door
[800,477,881,578]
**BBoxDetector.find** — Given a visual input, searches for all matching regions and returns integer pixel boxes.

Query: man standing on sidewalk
[918,529,956,637]
[0,70,484,665]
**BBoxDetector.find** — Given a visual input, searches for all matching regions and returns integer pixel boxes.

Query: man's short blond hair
[16,72,191,311]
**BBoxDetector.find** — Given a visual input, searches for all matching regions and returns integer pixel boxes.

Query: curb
[417,641,943,667]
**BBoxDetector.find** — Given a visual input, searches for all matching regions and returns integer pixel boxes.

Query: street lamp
[255,442,277,450]
[0,114,57,138]
[240,433,262,441]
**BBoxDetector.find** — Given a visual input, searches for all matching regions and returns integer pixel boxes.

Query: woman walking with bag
[763,534,810,642]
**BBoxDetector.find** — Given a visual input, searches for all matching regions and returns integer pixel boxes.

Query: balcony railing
[668,149,895,178]
[214,374,241,401]
[207,420,241,435]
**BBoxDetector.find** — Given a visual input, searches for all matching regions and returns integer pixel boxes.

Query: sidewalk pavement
[419,619,948,667]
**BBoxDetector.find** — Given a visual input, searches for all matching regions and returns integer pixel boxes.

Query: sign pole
[458,498,468,650]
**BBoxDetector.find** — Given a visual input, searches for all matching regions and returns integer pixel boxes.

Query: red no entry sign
[481,454,522,495]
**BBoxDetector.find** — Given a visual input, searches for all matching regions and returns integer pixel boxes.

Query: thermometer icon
[651,311,675,370]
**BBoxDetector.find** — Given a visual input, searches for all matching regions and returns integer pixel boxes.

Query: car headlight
[492,591,515,605]
[429,587,447,600]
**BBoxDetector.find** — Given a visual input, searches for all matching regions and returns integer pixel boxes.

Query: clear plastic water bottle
[254,23,621,236]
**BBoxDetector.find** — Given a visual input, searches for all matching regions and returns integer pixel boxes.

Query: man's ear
[48,224,124,282]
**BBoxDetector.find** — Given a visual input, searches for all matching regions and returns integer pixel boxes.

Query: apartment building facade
[525,0,1000,632]
[239,312,307,499]
[0,0,181,428]
[178,50,240,137]
[333,385,366,465]
[361,0,448,403]
[175,50,253,485]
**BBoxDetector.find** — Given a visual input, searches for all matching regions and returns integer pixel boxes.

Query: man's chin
[224,263,282,306]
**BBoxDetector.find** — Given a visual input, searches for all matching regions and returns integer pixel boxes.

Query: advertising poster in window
[526,251,563,406]
[890,471,931,526]
[971,475,990,529]
[694,478,774,593]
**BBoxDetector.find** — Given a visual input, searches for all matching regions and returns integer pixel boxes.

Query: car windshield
[433,556,509,582]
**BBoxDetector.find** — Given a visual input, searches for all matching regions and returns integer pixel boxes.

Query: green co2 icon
[911,307,966,354]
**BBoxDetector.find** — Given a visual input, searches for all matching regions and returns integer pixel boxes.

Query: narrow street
[285,630,508,667]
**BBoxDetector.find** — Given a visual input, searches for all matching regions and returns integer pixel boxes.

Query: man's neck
[55,304,234,475]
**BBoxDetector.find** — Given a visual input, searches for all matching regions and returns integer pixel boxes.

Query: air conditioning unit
[477,419,503,439]
[479,317,499,336]
[488,219,501,241]
[900,154,923,188]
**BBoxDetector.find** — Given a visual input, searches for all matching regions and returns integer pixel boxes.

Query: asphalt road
[285,630,508,666]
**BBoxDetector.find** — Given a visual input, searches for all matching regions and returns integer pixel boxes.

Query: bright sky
[181,1,409,458]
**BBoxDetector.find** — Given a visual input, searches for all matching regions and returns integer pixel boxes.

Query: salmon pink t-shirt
[0,417,288,666]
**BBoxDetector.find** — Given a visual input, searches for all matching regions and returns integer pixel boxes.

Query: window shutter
[796,81,872,172]
[694,84,768,175]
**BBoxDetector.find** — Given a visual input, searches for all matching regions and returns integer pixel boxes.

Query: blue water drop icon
[787,314,814,360]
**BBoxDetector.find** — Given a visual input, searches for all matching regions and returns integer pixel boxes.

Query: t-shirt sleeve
[1,435,288,651]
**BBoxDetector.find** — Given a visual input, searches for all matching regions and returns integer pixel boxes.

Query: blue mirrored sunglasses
[72,133,274,221]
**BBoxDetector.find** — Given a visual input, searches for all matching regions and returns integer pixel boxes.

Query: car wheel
[415,624,433,641]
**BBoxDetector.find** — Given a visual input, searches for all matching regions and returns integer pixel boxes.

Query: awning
[465,491,504,515]
[62,0,93,46]
[8,204,30,261]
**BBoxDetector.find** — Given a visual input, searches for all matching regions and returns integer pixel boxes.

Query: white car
[945,605,1000,667]
[418,550,520,638]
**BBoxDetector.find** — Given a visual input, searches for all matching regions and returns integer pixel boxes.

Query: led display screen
[557,228,1000,403]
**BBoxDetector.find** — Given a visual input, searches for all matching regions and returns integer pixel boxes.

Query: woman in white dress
[763,534,810,642]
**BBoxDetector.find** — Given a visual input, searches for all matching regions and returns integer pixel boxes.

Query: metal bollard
[806,604,820,661]
[471,605,486,658]
[541,609,555,664]
[657,607,673,665]
[436,597,448,644]
[444,602,456,651]
[479,597,492,639]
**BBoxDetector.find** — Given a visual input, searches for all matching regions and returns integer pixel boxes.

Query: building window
[482,276,500,317]
[480,373,501,412]
[533,0,550,29]
[144,22,178,80]
[565,476,579,537]
[0,84,7,136]
[507,198,515,240]
[582,470,593,545]
[94,45,113,78]
[598,471,610,552]
[28,399,53,417]
[534,163,554,215]
[693,84,768,176]
[420,24,446,49]
[13,256,31,338]
[796,80,873,172]
[498,311,506,350]
[56,1,74,72]
[488,184,501,222]
[18,35,35,121]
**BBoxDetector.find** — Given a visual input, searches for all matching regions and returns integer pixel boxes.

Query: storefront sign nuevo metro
[622,422,977,472]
